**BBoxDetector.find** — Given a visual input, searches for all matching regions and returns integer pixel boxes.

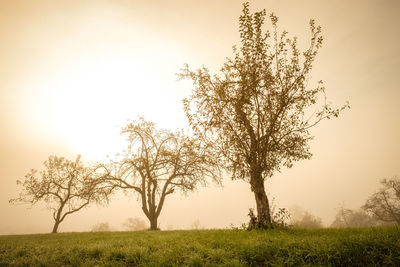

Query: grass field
[0,227,399,266]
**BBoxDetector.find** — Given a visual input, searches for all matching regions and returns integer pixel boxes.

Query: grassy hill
[0,227,399,266]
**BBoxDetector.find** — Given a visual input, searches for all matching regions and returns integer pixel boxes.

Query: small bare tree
[330,205,379,228]
[10,155,111,233]
[191,219,202,230]
[362,177,400,225]
[100,118,220,230]
[291,211,323,229]
[289,206,322,228]
[91,222,112,232]
[123,217,147,231]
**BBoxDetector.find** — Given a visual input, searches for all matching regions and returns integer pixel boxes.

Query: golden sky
[1,0,399,234]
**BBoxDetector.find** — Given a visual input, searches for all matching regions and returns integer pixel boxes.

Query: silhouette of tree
[179,2,348,228]
[289,206,322,228]
[362,177,400,225]
[191,219,202,230]
[330,205,379,228]
[10,155,111,233]
[99,118,220,230]
[91,222,112,232]
[291,210,323,229]
[123,217,147,231]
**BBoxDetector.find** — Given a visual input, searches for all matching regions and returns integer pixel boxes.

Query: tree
[10,155,111,233]
[362,177,400,225]
[191,219,202,230]
[91,222,112,232]
[123,217,147,231]
[100,118,220,230]
[289,205,322,228]
[291,211,323,229]
[179,2,348,228]
[330,205,379,228]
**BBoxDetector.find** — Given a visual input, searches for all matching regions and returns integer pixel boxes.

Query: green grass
[0,227,399,266]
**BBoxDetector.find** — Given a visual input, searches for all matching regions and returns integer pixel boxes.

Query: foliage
[246,208,258,230]
[1,227,399,266]
[9,155,111,233]
[362,176,400,225]
[123,217,147,231]
[269,198,291,228]
[272,207,291,228]
[179,2,348,228]
[247,207,291,230]
[98,118,220,230]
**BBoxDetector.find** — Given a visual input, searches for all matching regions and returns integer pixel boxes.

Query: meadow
[0,227,399,266]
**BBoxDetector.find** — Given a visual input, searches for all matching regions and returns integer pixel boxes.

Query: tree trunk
[251,174,273,228]
[52,220,60,233]
[149,214,158,230]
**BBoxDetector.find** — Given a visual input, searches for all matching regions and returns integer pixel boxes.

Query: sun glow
[1,4,193,162]
[24,48,188,161]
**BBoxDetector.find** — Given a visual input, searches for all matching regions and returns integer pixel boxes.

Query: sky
[0,0,399,234]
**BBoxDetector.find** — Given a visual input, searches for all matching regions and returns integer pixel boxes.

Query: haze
[1,0,399,234]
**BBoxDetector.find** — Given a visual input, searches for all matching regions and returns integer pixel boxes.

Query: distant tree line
[90,217,148,232]
[285,177,400,229]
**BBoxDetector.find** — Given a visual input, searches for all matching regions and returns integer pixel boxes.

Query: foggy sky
[1,0,399,234]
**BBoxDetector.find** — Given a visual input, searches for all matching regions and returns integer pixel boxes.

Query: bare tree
[91,222,112,232]
[330,205,379,228]
[179,3,348,228]
[289,206,322,228]
[10,155,111,233]
[291,211,323,229]
[362,177,400,225]
[100,118,220,230]
[191,219,202,230]
[123,217,147,231]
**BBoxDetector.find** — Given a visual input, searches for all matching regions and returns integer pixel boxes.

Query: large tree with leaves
[100,118,219,230]
[179,3,348,228]
[10,155,111,233]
